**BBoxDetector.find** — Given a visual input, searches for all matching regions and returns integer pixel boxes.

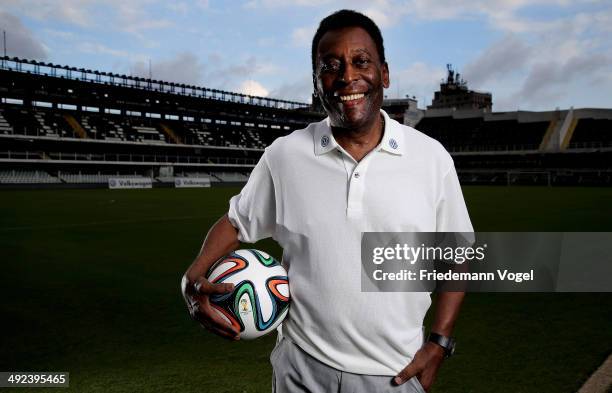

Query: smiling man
[312,17,389,162]
[181,9,473,393]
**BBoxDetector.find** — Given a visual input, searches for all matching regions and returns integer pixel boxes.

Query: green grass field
[1,186,611,392]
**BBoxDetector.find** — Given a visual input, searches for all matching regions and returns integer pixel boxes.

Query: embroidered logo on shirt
[389,138,398,150]
[321,135,330,147]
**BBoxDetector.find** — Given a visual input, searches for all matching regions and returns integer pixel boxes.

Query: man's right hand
[181,214,242,339]
[181,274,240,340]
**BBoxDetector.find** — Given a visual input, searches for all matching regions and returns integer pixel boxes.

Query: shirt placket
[339,151,374,219]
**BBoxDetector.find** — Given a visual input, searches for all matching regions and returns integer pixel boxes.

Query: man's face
[314,26,389,130]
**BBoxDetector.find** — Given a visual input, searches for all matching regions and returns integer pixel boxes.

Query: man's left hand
[393,342,445,391]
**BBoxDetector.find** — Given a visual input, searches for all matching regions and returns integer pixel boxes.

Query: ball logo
[321,135,330,147]
[239,298,250,315]
[109,180,116,187]
[389,138,398,150]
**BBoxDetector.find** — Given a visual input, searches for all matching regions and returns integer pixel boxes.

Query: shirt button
[354,172,360,178]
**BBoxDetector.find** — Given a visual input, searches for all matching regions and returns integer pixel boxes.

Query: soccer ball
[206,249,290,340]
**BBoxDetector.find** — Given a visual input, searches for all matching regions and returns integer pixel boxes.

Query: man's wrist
[423,341,445,358]
[426,332,456,358]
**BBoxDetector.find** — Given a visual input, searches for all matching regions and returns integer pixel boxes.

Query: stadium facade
[1,57,610,188]
[428,64,492,111]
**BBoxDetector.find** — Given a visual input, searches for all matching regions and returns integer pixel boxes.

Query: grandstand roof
[0,56,309,111]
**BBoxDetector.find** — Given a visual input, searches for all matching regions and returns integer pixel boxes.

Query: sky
[0,0,611,111]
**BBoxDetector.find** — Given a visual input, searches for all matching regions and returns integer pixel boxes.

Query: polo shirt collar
[314,109,404,156]
[379,109,404,155]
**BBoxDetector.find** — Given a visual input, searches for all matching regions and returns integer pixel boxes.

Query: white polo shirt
[228,109,473,376]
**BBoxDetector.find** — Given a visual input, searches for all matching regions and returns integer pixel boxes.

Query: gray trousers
[271,337,426,393]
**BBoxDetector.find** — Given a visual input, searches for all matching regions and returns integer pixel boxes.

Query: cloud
[394,62,447,107]
[42,28,77,40]
[1,0,556,36]
[0,11,48,60]
[166,2,189,15]
[2,0,95,27]
[361,7,398,29]
[269,75,313,102]
[77,42,131,58]
[288,0,569,54]
[127,52,280,93]
[165,0,211,15]
[246,0,406,28]
[245,0,331,8]
[344,0,602,34]
[462,34,533,87]
[289,1,406,49]
[239,80,269,97]
[255,0,579,32]
[203,55,280,90]
[110,1,174,44]
[403,0,566,23]
[402,2,611,110]
[2,0,174,41]
[257,36,276,47]
[292,25,316,48]
[131,52,205,85]
[517,53,612,103]
[120,16,173,34]
[457,5,612,110]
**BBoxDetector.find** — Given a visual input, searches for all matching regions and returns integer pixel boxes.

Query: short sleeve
[436,163,474,233]
[227,152,276,243]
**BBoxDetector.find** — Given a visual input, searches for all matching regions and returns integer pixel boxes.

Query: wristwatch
[427,332,456,358]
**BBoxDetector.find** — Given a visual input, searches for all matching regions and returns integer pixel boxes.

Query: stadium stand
[59,172,147,184]
[569,118,612,149]
[210,172,249,183]
[0,56,322,188]
[416,110,550,152]
[413,107,612,185]
[0,110,12,134]
[1,56,611,187]
[0,169,61,184]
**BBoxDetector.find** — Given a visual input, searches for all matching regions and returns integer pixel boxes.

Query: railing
[0,151,259,165]
[0,128,269,150]
[1,56,309,110]
[449,143,540,152]
[0,127,78,139]
[568,141,612,149]
[458,169,612,186]
[0,118,290,150]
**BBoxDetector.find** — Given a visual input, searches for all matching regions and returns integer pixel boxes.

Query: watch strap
[427,332,455,358]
